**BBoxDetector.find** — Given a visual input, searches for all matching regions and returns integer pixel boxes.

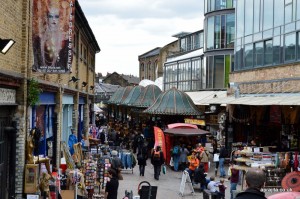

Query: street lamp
[0,39,15,54]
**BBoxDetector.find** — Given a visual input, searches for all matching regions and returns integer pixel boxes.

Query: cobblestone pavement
[118,157,277,199]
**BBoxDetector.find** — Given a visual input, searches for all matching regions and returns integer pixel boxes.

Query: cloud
[78,0,204,77]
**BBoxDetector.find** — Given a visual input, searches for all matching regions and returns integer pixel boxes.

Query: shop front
[62,94,74,143]
[0,88,17,199]
[228,103,300,190]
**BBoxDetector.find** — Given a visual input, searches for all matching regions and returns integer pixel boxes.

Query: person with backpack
[172,143,181,171]
[151,145,164,180]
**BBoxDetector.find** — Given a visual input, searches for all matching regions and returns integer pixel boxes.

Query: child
[218,179,227,199]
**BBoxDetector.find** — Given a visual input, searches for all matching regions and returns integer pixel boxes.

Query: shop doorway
[0,107,13,199]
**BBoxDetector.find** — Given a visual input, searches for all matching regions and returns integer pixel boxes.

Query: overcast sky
[78,0,204,77]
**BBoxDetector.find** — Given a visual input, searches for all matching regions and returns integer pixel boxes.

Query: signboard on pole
[154,126,166,161]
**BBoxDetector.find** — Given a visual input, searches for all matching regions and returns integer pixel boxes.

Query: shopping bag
[162,165,166,174]
[213,153,220,162]
[169,157,174,167]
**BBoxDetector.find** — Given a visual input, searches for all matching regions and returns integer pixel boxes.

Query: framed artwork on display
[24,164,39,193]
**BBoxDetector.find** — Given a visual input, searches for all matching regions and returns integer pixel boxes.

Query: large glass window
[200,32,204,48]
[180,38,186,52]
[215,16,221,49]
[207,17,214,50]
[285,0,293,24]
[207,56,214,88]
[285,32,296,61]
[254,42,264,67]
[253,0,261,33]
[245,0,253,35]
[214,56,225,88]
[226,14,235,48]
[236,0,244,39]
[264,40,273,65]
[244,44,253,68]
[263,0,273,30]
[297,0,300,20]
[273,36,281,64]
[274,0,284,28]
[298,32,300,59]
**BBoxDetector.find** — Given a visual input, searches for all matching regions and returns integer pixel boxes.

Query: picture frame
[24,164,39,193]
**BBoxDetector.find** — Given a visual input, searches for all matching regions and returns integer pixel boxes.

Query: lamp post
[0,39,15,54]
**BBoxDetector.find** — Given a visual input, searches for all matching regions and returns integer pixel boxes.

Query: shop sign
[184,118,206,126]
[0,88,16,104]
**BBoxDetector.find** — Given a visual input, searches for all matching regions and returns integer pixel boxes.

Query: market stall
[232,144,300,191]
[164,124,210,166]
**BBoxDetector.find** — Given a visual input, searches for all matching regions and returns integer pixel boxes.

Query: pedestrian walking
[219,144,228,177]
[151,145,164,180]
[137,142,148,176]
[187,151,199,183]
[179,144,189,171]
[171,143,181,171]
[105,168,119,199]
[199,147,209,172]
[194,163,208,192]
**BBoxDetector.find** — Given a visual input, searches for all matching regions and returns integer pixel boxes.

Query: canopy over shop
[164,124,210,165]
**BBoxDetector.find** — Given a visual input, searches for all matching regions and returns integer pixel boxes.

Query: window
[244,44,253,68]
[236,0,244,38]
[264,40,273,65]
[254,42,263,67]
[285,32,296,61]
[226,13,235,48]
[215,16,221,49]
[273,36,281,64]
[298,32,300,59]
[285,0,293,24]
[274,0,284,27]
[253,0,260,33]
[207,17,214,50]
[245,0,253,35]
[180,38,186,52]
[141,63,144,71]
[263,0,273,30]
[214,55,225,88]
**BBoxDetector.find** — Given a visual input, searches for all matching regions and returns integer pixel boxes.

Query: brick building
[0,1,100,198]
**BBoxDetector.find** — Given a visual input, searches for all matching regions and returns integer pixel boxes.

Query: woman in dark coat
[137,142,148,176]
[194,163,208,192]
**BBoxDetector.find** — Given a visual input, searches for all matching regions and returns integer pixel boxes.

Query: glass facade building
[164,55,204,91]
[204,0,235,89]
[234,0,300,71]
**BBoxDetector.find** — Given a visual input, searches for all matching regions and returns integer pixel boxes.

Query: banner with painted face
[32,0,75,73]
[154,126,166,161]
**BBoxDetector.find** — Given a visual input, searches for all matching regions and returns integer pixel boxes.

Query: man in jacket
[151,146,164,180]
[235,168,267,199]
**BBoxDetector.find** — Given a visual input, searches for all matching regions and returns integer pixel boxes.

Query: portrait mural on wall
[32,0,75,73]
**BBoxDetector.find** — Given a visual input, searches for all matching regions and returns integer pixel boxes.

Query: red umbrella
[281,171,300,191]
[268,192,300,199]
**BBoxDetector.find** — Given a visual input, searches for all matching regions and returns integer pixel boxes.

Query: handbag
[169,157,174,167]
[213,153,220,162]
[162,165,166,174]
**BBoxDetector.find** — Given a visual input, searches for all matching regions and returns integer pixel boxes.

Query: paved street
[118,156,278,199]
[118,156,233,199]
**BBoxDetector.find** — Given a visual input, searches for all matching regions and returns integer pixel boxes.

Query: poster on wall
[32,0,75,73]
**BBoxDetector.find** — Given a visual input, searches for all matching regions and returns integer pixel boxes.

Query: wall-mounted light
[69,76,79,83]
[0,38,15,54]
[82,82,87,87]
[90,86,94,90]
